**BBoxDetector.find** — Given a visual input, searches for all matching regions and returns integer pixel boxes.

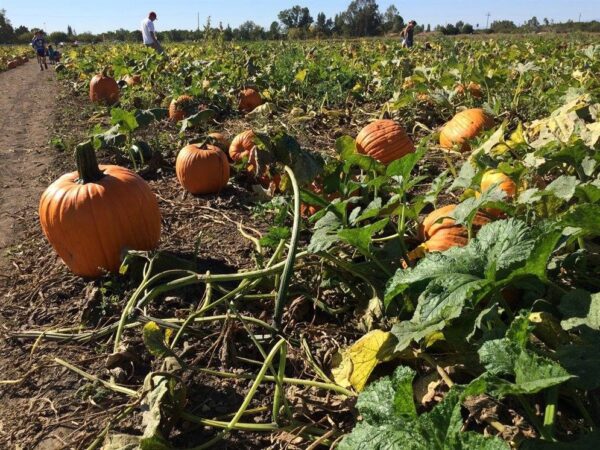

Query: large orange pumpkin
[419,204,490,246]
[89,70,120,105]
[39,143,161,278]
[238,88,262,113]
[439,109,494,152]
[176,144,230,195]
[356,119,415,165]
[169,95,194,121]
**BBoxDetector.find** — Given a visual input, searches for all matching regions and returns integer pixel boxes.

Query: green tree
[461,23,474,34]
[269,21,281,39]
[314,12,333,36]
[0,9,15,43]
[342,0,382,36]
[383,5,404,32]
[490,20,518,33]
[49,31,69,44]
[278,5,313,30]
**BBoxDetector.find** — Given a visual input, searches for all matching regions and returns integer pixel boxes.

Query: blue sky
[1,0,598,34]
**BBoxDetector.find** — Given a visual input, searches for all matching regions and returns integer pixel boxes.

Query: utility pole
[197,13,200,32]
[485,13,491,30]
[578,13,582,23]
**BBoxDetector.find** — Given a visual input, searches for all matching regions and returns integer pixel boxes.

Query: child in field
[401,21,417,48]
[31,30,48,71]
[47,45,60,64]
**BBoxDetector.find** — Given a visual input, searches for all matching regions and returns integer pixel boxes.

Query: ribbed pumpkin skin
[421,205,459,240]
[176,144,230,195]
[425,226,469,252]
[89,73,120,105]
[169,95,194,121]
[481,170,517,198]
[229,130,256,163]
[39,166,161,278]
[439,109,494,152]
[420,204,491,241]
[238,89,262,113]
[356,120,415,165]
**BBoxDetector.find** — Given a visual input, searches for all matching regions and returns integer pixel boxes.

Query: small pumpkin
[176,144,230,195]
[455,82,483,99]
[39,143,161,277]
[478,170,517,218]
[356,119,415,165]
[124,74,142,86]
[481,170,517,198]
[89,69,120,105]
[169,95,194,121]
[207,132,230,151]
[439,108,494,152]
[238,88,262,113]
[229,130,257,164]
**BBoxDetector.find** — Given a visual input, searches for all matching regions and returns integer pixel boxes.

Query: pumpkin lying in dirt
[39,143,161,278]
[89,70,120,105]
[176,143,230,195]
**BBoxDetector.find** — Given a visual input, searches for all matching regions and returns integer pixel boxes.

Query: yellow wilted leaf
[295,69,308,83]
[331,330,397,392]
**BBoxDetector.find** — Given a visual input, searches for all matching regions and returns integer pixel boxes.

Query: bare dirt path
[0,61,55,270]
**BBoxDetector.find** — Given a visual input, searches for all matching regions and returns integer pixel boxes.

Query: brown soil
[0,66,359,448]
[0,61,55,270]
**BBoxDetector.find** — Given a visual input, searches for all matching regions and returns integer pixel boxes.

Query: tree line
[1,3,599,45]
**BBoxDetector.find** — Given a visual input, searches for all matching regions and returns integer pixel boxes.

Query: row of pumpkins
[40,71,508,278]
[4,56,29,70]
[89,70,263,114]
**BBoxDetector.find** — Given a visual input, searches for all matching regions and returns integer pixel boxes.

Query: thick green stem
[197,367,356,397]
[227,338,287,429]
[272,166,302,330]
[75,141,104,184]
[543,387,558,440]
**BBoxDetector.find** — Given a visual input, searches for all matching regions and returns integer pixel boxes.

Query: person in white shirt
[141,11,165,54]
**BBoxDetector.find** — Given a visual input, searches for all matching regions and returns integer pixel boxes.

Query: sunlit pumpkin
[455,82,483,99]
[478,170,517,218]
[124,74,142,86]
[439,108,494,152]
[89,70,120,105]
[238,88,262,113]
[39,143,161,278]
[481,170,517,198]
[169,95,194,121]
[229,130,257,163]
[176,143,230,195]
[356,119,415,165]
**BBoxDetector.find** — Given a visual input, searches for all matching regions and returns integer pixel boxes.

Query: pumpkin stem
[75,141,104,184]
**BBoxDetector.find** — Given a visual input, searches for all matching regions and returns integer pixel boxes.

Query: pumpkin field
[1,34,600,449]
